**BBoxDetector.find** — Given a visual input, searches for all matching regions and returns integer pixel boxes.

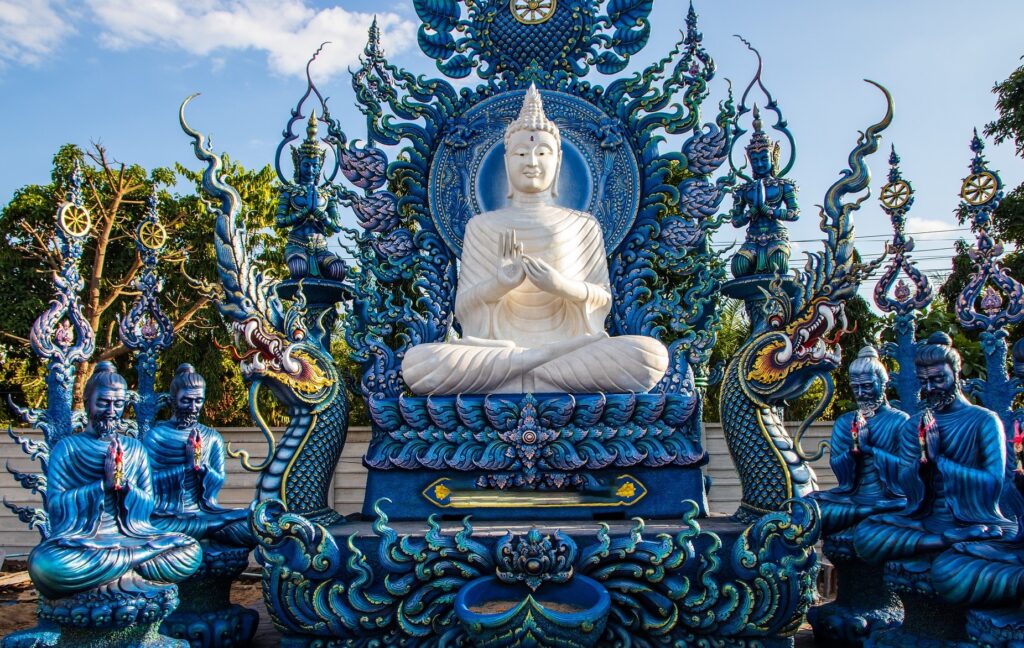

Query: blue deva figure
[28,362,202,599]
[276,112,347,281]
[809,346,908,535]
[729,106,799,278]
[144,364,252,546]
[853,332,1015,564]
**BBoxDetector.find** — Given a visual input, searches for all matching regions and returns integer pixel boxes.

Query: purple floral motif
[981,286,1004,316]
[893,279,910,303]
[496,528,576,592]
[54,321,74,349]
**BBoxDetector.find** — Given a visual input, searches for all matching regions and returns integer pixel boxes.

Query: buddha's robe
[144,421,252,547]
[402,207,669,394]
[29,432,202,599]
[808,406,908,535]
[852,404,1015,564]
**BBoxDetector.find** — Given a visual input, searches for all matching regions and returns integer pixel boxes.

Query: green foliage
[986,57,1024,157]
[703,298,748,421]
[880,294,986,381]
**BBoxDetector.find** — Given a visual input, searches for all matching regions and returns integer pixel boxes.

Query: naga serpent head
[218,303,338,411]
[743,297,850,401]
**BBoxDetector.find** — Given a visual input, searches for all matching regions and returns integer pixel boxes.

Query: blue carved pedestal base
[967,607,1024,647]
[252,497,820,647]
[159,543,258,648]
[364,392,706,521]
[808,532,903,647]
[865,557,973,648]
[5,575,187,648]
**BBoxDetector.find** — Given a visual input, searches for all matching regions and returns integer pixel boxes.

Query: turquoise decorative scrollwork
[251,497,820,645]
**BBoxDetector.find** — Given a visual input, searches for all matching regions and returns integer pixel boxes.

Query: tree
[0,144,283,425]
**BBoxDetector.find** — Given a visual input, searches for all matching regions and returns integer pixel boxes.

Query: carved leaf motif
[612,20,651,57]
[417,28,457,60]
[413,0,461,31]
[606,0,654,26]
[594,51,629,75]
[438,54,475,79]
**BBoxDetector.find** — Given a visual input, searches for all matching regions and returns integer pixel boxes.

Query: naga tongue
[1014,421,1024,475]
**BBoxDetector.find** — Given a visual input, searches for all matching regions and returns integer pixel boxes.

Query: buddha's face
[750,149,773,179]
[89,385,127,436]
[173,386,206,429]
[916,361,958,411]
[850,369,885,413]
[505,129,560,195]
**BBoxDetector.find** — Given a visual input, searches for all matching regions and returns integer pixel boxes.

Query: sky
[1,0,1022,307]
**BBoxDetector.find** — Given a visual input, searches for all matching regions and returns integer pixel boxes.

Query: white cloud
[0,0,74,66]
[905,216,959,241]
[84,0,416,79]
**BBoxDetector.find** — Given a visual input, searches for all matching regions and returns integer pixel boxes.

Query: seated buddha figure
[143,364,252,547]
[402,85,669,395]
[809,346,908,535]
[28,362,202,599]
[853,333,1015,564]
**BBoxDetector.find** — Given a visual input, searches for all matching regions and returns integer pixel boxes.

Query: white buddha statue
[402,85,669,395]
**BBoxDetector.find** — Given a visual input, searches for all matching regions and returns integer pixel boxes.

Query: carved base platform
[364,392,706,520]
[159,543,258,648]
[865,557,973,648]
[8,575,186,648]
[808,531,903,647]
[252,497,821,646]
[966,607,1024,647]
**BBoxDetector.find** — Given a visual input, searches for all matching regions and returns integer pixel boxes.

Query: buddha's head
[746,106,780,180]
[849,346,888,414]
[504,84,561,200]
[915,332,962,411]
[84,361,128,437]
[169,363,207,429]
[291,112,326,186]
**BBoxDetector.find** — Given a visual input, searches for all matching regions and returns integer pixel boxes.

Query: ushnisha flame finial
[505,83,560,146]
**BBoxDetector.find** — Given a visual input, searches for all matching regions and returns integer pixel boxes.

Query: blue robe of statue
[29,432,203,599]
[853,404,1015,564]
[808,406,908,535]
[144,421,252,547]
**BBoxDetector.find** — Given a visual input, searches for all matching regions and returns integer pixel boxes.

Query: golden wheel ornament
[961,171,999,206]
[138,220,168,250]
[58,204,92,237]
[511,0,556,24]
[879,180,911,210]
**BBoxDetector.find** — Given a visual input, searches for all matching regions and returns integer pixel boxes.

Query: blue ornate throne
[347,2,729,520]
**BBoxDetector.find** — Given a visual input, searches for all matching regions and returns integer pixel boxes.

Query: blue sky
[1,0,1022,300]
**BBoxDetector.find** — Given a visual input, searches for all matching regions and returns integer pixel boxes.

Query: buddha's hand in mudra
[522,255,587,302]
[497,229,525,290]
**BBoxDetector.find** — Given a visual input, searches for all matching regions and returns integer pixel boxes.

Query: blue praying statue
[276,112,347,281]
[853,332,1015,564]
[28,362,202,599]
[144,363,252,546]
[729,106,799,278]
[809,346,908,535]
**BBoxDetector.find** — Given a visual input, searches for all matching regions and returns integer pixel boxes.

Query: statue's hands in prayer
[925,422,941,463]
[522,256,586,302]
[497,229,525,290]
